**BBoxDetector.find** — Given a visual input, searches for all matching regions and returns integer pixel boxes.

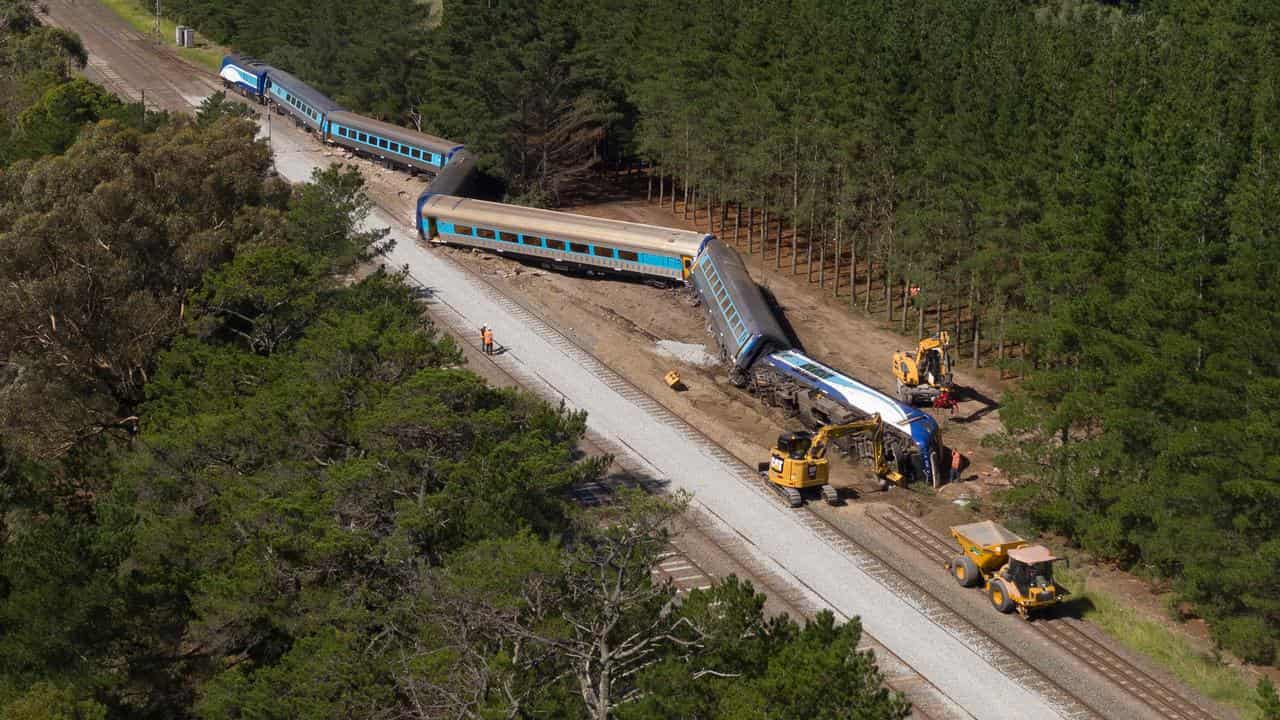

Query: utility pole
[152,0,161,42]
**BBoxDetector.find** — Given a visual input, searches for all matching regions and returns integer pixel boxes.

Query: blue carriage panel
[638,252,680,269]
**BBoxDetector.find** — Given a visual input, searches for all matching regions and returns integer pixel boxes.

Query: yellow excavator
[760,414,904,507]
[892,331,954,405]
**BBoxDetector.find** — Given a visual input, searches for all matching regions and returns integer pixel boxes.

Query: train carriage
[763,349,943,487]
[418,194,708,283]
[426,150,477,198]
[219,54,270,102]
[264,68,343,134]
[326,111,463,175]
[690,236,791,383]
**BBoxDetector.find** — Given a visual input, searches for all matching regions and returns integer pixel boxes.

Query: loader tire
[989,579,1015,614]
[952,556,980,588]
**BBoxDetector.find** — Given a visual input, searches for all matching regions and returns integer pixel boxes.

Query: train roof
[265,68,343,113]
[426,151,477,196]
[221,54,269,75]
[420,195,708,255]
[327,111,462,155]
[764,349,935,435]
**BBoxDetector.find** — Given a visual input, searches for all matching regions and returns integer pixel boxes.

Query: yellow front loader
[946,520,1064,618]
[759,414,903,507]
[892,331,954,405]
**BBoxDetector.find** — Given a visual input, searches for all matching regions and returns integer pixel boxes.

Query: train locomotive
[221,53,944,490]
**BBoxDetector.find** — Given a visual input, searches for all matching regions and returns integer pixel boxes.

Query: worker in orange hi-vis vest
[950,448,963,484]
[482,325,494,355]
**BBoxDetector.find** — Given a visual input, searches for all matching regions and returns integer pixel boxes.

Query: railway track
[870,507,1222,720]
[419,254,1099,720]
[41,6,1155,719]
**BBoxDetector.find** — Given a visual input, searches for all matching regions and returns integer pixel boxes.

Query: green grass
[95,0,224,73]
[1058,566,1262,719]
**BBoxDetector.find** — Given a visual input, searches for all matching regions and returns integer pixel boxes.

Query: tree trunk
[973,314,980,369]
[808,222,817,283]
[734,204,741,245]
[997,313,1006,368]
[761,208,769,258]
[832,225,841,297]
[818,224,826,288]
[885,265,892,321]
[747,206,755,253]
[647,171,653,202]
[683,181,690,220]
[864,249,873,312]
[720,194,727,234]
[901,281,909,332]
[936,298,943,334]
[658,171,665,207]
[775,217,782,270]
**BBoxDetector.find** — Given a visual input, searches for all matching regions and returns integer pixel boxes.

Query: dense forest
[0,2,911,717]
[154,0,1280,667]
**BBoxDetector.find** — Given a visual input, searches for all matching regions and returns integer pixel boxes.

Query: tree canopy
[1,9,909,718]
[161,0,1280,663]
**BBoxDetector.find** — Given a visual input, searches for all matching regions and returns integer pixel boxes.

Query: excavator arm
[808,414,885,461]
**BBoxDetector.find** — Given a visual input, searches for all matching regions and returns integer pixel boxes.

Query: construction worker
[482,325,494,355]
[934,387,958,416]
[950,448,963,484]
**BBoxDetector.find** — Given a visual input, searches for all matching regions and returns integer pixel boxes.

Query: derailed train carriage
[417,194,709,285]
[690,237,943,488]
[219,50,943,489]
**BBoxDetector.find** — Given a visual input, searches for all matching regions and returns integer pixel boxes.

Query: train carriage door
[682,256,693,280]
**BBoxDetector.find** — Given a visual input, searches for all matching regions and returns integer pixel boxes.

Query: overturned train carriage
[754,349,943,487]
[417,194,708,283]
[690,237,791,384]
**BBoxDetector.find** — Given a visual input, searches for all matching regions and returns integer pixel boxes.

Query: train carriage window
[390,142,400,153]
[720,296,733,311]
[569,242,589,254]
[476,228,495,239]
[498,231,518,243]
[379,138,389,149]
[454,225,474,235]
[544,239,563,250]
[592,246,615,258]
[617,249,638,262]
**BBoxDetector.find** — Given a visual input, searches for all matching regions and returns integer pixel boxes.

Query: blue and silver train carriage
[425,150,477,198]
[690,236,791,385]
[219,54,270,102]
[417,194,709,284]
[325,112,463,175]
[760,349,943,488]
[263,68,343,134]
